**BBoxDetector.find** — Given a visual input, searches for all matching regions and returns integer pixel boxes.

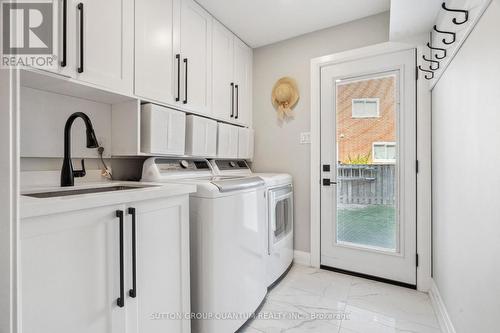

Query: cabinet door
[185,115,217,157]
[238,127,254,160]
[127,197,191,333]
[135,0,181,105]
[30,0,76,77]
[21,205,128,333]
[179,0,212,115]
[212,20,234,121]
[217,123,239,158]
[74,0,133,94]
[140,104,186,155]
[234,39,252,126]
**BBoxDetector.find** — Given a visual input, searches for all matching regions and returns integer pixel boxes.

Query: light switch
[300,132,311,144]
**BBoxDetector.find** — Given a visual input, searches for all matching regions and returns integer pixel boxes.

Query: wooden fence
[337,164,395,205]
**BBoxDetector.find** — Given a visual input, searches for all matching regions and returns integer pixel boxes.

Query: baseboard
[293,250,311,266]
[428,280,456,333]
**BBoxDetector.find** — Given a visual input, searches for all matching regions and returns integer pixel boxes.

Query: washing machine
[141,158,267,333]
[210,160,294,287]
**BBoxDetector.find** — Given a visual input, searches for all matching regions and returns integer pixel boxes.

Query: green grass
[337,204,396,250]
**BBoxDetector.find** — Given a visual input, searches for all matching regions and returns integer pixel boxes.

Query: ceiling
[195,0,391,48]
[389,0,442,41]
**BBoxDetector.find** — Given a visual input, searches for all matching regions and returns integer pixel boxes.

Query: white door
[135,0,181,105]
[74,0,133,94]
[320,49,417,285]
[127,198,190,333]
[21,205,128,333]
[212,20,234,121]
[179,0,212,115]
[233,38,252,126]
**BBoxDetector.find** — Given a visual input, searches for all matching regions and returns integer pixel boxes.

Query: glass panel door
[320,48,416,285]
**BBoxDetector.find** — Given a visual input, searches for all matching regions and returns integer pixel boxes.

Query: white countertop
[21,181,196,219]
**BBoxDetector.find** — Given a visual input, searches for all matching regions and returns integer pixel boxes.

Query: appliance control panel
[141,157,213,181]
[214,160,250,171]
[155,159,210,172]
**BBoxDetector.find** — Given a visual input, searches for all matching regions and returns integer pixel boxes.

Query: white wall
[432,0,500,331]
[20,87,112,159]
[252,12,390,252]
[19,88,145,182]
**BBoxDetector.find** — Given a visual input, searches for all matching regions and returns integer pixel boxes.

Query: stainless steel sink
[23,185,157,198]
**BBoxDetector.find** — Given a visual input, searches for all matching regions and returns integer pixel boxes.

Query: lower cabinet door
[21,205,128,333]
[128,196,190,333]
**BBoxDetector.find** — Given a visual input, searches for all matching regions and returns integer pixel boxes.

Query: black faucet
[61,112,99,187]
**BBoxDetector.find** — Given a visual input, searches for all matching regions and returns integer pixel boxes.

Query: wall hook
[418,66,435,80]
[422,55,440,71]
[442,2,469,25]
[433,25,456,45]
[426,43,447,60]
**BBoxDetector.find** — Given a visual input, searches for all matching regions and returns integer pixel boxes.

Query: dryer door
[269,185,293,247]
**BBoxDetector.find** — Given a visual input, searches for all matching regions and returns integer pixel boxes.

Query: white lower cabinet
[21,196,191,333]
[185,115,217,157]
[141,104,186,155]
[217,123,239,158]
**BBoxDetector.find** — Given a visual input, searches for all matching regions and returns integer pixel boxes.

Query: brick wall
[336,75,396,164]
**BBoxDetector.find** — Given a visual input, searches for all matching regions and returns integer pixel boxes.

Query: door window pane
[336,74,398,252]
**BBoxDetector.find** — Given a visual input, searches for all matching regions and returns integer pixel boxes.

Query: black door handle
[128,207,137,298]
[235,84,239,119]
[230,82,234,118]
[175,54,180,102]
[60,0,67,67]
[77,3,84,73]
[323,178,337,186]
[183,58,188,104]
[116,210,125,308]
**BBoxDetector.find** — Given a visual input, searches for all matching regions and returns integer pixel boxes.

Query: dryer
[210,160,294,287]
[142,158,267,333]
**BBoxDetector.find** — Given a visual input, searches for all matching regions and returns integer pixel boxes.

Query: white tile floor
[240,265,441,333]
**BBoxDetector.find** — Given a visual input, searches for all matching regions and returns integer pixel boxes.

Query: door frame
[0,68,20,333]
[310,42,432,291]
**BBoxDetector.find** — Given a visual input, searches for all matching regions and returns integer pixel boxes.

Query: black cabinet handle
[175,54,181,102]
[230,82,234,118]
[77,3,84,73]
[183,58,188,104]
[116,210,125,308]
[128,207,137,298]
[60,0,67,67]
[235,84,239,119]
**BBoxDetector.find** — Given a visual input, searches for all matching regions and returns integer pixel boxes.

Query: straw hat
[272,77,299,120]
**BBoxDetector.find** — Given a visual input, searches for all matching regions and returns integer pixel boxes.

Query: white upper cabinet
[179,0,212,115]
[212,20,234,122]
[238,127,254,160]
[211,22,253,127]
[135,0,181,105]
[74,0,134,94]
[217,123,239,158]
[185,115,217,157]
[233,38,252,127]
[141,104,186,156]
[33,0,133,94]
